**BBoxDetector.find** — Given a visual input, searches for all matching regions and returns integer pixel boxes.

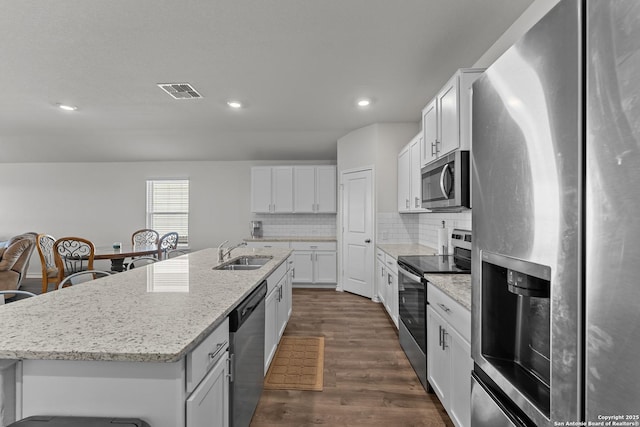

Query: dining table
[94,243,159,272]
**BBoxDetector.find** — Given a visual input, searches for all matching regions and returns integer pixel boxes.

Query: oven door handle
[398,265,423,283]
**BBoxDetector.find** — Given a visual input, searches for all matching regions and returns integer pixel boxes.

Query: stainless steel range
[397,229,471,392]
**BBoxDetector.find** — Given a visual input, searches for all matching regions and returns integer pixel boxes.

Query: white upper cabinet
[293,166,336,213]
[251,166,293,213]
[252,165,336,214]
[398,133,426,213]
[422,68,485,166]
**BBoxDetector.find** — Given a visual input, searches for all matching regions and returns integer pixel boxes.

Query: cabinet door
[389,270,399,328]
[427,307,450,407]
[315,166,337,213]
[438,75,459,157]
[314,251,337,283]
[186,351,229,427]
[376,259,386,304]
[251,167,272,213]
[264,288,279,373]
[294,166,316,213]
[409,136,424,211]
[449,327,472,427]
[272,166,294,213]
[397,147,411,212]
[276,281,289,339]
[422,99,438,165]
[292,250,313,283]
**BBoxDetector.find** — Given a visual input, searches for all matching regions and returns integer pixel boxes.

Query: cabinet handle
[310,253,313,261]
[435,139,441,152]
[438,325,443,347]
[431,142,436,156]
[227,353,235,383]
[442,329,448,350]
[415,197,420,208]
[310,245,318,249]
[381,267,385,277]
[264,245,273,248]
[208,341,228,365]
[437,303,451,313]
[405,199,409,209]
[387,273,392,285]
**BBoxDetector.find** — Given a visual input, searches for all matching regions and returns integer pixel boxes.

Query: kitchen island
[0,247,292,427]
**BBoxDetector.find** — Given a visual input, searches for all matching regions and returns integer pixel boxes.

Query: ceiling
[0,0,533,163]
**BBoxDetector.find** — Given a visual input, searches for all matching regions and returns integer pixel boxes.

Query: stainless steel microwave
[421,150,470,211]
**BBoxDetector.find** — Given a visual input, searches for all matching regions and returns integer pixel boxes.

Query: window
[146,179,189,245]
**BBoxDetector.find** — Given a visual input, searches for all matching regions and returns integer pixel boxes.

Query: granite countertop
[425,273,471,311]
[244,236,337,242]
[0,247,291,363]
[377,243,437,259]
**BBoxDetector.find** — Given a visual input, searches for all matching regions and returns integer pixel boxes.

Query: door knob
[365,239,371,243]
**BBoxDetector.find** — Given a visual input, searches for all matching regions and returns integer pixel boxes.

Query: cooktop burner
[398,255,470,275]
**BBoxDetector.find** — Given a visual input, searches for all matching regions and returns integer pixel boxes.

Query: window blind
[146,179,189,244]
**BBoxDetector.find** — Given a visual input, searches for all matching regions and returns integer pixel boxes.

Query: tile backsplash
[251,214,337,237]
[377,211,472,250]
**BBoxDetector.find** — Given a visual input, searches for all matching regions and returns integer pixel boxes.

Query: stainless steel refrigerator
[470,0,640,425]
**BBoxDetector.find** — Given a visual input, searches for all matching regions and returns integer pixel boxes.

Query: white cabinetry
[251,165,336,213]
[291,241,337,285]
[264,258,293,373]
[422,68,485,166]
[427,283,472,427]
[398,133,426,213]
[22,318,231,427]
[251,166,294,213]
[375,248,398,328]
[294,166,337,213]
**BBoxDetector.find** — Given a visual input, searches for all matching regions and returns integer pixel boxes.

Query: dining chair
[0,289,36,305]
[36,234,60,293]
[158,232,179,259]
[166,248,190,259]
[57,270,112,289]
[127,256,158,270]
[53,237,95,284]
[131,229,160,246]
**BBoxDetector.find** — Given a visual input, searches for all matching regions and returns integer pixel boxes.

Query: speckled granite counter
[376,243,437,259]
[425,273,471,311]
[0,247,291,362]
[244,236,336,242]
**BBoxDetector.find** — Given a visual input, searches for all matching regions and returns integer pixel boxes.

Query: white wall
[0,159,333,276]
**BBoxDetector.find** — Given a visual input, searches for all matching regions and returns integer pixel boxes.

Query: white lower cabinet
[21,318,231,427]
[427,283,472,427]
[264,257,293,374]
[186,350,229,427]
[290,242,337,286]
[376,248,398,328]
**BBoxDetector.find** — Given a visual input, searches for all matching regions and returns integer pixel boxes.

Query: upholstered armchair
[0,233,36,299]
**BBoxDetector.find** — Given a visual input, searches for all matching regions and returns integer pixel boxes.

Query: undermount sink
[213,256,272,271]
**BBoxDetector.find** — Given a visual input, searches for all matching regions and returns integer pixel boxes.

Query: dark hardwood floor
[251,289,453,427]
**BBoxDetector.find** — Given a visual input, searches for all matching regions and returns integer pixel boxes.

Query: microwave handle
[440,163,450,197]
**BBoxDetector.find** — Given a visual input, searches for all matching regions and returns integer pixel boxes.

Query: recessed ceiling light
[357,98,372,107]
[57,103,78,111]
[227,100,243,109]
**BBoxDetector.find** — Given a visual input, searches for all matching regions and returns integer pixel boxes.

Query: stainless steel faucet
[217,240,247,262]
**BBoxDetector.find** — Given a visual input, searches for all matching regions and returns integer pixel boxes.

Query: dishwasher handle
[229,280,267,332]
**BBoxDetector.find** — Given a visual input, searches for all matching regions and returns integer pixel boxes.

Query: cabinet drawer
[290,241,336,251]
[267,260,288,293]
[427,283,470,342]
[245,241,291,249]
[384,253,398,275]
[186,317,229,394]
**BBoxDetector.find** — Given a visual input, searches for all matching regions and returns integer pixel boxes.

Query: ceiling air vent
[157,83,202,99]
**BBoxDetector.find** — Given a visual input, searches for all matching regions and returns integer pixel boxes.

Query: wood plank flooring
[251,289,453,427]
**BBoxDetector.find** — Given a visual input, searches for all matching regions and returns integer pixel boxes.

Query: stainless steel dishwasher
[229,280,267,427]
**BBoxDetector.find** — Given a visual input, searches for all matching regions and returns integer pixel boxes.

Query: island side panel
[21,359,186,427]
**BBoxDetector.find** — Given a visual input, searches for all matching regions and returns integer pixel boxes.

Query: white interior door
[341,168,373,298]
